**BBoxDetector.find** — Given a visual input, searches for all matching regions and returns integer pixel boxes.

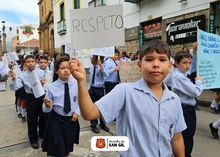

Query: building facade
[38,0,54,57]
[53,0,83,53]
[138,0,220,56]
[13,24,39,54]
[52,0,220,56]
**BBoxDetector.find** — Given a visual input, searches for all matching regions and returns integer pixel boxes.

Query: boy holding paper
[10,55,47,149]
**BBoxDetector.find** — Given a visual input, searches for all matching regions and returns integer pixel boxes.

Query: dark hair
[122,51,127,55]
[53,52,59,59]
[174,51,192,64]
[139,39,171,62]
[115,48,120,55]
[38,55,48,61]
[92,55,98,61]
[56,53,70,61]
[53,56,70,82]
[24,55,35,62]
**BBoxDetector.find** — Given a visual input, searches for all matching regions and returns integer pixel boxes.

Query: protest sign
[89,47,114,57]
[30,70,45,98]
[197,28,220,89]
[118,61,142,83]
[0,62,10,77]
[43,70,53,90]
[13,66,22,78]
[8,52,19,62]
[70,4,124,49]
[65,43,75,58]
[2,54,8,66]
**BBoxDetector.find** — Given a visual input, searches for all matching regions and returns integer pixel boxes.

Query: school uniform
[120,57,129,61]
[103,58,120,94]
[95,78,186,157]
[42,77,80,157]
[89,64,108,128]
[10,68,47,144]
[171,68,203,157]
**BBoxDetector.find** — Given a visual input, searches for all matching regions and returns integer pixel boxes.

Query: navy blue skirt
[42,110,80,156]
[15,87,27,100]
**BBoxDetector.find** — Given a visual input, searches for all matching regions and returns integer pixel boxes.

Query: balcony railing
[57,19,66,35]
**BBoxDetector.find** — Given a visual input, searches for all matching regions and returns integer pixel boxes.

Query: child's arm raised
[69,58,101,120]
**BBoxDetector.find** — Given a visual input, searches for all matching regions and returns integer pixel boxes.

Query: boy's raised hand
[69,57,86,81]
[192,42,198,54]
[195,76,203,81]
[10,70,16,80]
[40,78,46,85]
[44,98,52,108]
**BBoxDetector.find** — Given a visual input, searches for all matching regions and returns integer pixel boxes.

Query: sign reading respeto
[70,4,124,49]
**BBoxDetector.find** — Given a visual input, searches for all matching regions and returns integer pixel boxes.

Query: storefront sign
[166,15,205,45]
[143,22,162,39]
[125,27,139,41]
[209,14,215,34]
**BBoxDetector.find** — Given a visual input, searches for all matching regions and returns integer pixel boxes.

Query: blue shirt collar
[133,77,175,101]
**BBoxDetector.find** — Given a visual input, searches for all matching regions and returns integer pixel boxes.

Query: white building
[53,0,138,53]
[15,24,39,54]
[53,0,220,54]
[17,24,39,43]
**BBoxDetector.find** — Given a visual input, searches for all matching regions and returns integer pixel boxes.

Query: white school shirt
[95,78,186,157]
[42,77,80,116]
[171,68,203,106]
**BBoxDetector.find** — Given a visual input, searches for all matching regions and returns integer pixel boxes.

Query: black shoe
[31,143,39,149]
[100,125,109,132]
[195,105,200,111]
[209,106,219,114]
[91,126,100,134]
[18,113,22,118]
[21,117,26,123]
[209,123,219,139]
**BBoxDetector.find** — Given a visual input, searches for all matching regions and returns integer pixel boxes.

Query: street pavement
[0,82,219,157]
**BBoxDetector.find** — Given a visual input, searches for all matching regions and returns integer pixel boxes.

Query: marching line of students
[4,39,220,157]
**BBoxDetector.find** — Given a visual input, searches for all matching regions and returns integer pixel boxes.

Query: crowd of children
[0,38,218,157]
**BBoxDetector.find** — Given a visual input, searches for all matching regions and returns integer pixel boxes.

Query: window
[60,3,64,20]
[74,0,80,9]
[89,0,95,8]
[88,0,105,8]
[42,6,44,16]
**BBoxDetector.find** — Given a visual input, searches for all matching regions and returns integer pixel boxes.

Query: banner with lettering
[197,29,220,89]
[118,61,142,83]
[70,4,124,49]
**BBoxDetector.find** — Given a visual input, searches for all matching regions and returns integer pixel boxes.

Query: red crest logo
[96,138,106,148]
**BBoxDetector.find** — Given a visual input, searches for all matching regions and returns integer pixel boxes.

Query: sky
[0,0,39,48]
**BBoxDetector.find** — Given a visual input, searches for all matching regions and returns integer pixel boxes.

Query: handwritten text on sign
[118,61,142,83]
[70,4,124,49]
[198,29,220,89]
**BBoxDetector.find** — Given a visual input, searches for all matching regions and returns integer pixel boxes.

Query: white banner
[8,52,19,62]
[70,4,124,49]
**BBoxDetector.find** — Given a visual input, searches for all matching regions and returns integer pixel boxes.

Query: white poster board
[70,4,124,49]
[30,70,45,98]
[8,52,19,62]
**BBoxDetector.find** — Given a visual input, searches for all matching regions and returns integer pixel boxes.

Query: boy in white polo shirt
[70,39,186,157]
